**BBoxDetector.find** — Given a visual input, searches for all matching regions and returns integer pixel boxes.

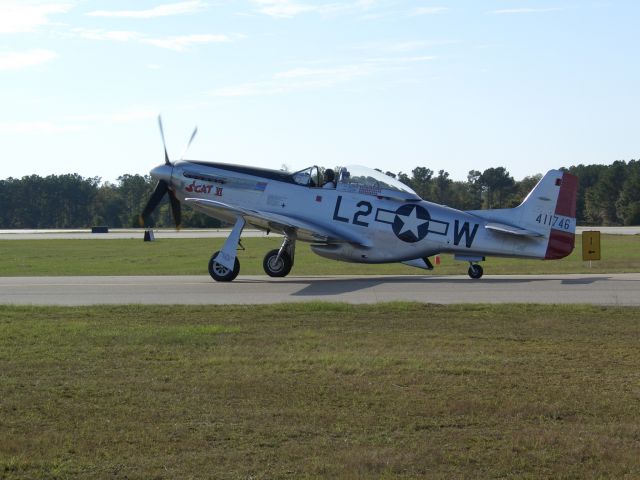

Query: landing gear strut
[263,236,295,277]
[468,263,484,279]
[208,217,245,282]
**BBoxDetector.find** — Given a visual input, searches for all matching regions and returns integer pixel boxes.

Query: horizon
[3,157,635,186]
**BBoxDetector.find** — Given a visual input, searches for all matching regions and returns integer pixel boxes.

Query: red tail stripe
[545,230,575,260]
[555,172,578,218]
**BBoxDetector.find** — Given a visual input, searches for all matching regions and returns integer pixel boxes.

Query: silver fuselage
[157,160,562,264]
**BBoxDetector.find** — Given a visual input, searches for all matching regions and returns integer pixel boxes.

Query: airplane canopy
[337,165,420,200]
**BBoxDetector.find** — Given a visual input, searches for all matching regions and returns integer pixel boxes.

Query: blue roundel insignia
[392,204,431,243]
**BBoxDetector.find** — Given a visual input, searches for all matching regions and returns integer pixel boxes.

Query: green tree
[396,172,412,188]
[615,160,640,225]
[433,170,452,204]
[409,167,434,200]
[117,174,156,227]
[460,170,483,210]
[93,183,126,227]
[479,167,515,208]
[568,163,608,224]
[581,161,626,225]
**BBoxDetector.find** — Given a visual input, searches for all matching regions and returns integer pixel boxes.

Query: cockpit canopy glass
[290,164,419,199]
[292,166,320,187]
[337,165,419,199]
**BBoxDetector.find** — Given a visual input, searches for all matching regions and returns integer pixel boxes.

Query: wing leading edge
[185,197,370,246]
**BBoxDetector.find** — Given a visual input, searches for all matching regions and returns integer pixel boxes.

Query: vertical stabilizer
[468,169,578,259]
[514,169,578,259]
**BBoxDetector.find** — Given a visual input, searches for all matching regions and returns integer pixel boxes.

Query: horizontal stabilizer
[485,222,544,237]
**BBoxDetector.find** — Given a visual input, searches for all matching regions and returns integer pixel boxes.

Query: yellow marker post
[582,231,601,264]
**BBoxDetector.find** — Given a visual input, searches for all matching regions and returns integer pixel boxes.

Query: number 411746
[536,214,571,230]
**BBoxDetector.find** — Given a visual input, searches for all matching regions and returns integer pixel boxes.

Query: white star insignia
[397,206,428,238]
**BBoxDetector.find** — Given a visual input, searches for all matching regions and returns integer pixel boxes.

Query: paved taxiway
[1,274,638,306]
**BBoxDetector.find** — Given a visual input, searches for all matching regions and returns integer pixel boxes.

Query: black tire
[208,251,240,282]
[468,264,484,279]
[263,249,292,277]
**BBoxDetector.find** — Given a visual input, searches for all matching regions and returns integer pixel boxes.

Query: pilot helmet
[324,169,335,182]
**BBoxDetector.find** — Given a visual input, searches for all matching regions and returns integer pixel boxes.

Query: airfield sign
[582,231,601,261]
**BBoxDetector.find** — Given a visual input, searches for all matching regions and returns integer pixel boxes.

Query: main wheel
[208,251,240,282]
[468,264,484,279]
[263,249,292,277]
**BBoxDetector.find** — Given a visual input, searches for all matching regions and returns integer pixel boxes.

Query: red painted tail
[544,172,578,259]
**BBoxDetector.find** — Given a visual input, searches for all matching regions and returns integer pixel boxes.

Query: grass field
[1,303,639,479]
[1,233,639,276]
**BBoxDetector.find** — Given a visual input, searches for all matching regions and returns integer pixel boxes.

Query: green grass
[1,234,639,276]
[1,303,639,478]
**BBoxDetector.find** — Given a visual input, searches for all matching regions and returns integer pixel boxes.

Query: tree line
[1,160,638,229]
[390,160,640,225]
[0,174,220,229]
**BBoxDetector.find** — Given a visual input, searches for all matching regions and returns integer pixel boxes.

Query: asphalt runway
[1,274,638,306]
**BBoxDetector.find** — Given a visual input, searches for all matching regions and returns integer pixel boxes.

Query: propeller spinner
[139,116,197,229]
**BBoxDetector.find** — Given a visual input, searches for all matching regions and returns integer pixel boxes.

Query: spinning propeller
[139,116,197,229]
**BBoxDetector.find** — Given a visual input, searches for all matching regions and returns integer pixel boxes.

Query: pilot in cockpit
[322,169,336,189]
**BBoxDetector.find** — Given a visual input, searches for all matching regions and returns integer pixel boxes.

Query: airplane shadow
[236,275,616,297]
[560,277,612,285]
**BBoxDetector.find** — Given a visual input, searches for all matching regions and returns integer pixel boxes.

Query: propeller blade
[158,115,170,165]
[168,190,182,230]
[180,126,198,161]
[139,180,169,227]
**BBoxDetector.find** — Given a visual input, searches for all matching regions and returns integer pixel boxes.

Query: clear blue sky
[1,0,638,183]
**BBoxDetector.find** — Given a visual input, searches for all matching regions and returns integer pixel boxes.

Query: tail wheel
[208,251,240,282]
[263,249,292,277]
[468,264,484,279]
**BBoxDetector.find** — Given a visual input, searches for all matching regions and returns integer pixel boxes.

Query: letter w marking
[453,220,479,248]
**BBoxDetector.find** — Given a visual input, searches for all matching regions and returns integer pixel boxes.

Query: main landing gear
[207,223,297,282]
[263,236,295,277]
[263,235,295,277]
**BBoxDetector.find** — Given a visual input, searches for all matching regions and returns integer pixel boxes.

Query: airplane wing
[185,197,370,246]
[484,222,544,237]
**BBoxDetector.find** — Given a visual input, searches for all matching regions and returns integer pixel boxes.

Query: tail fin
[470,169,578,259]
[518,170,579,259]
[544,171,578,259]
